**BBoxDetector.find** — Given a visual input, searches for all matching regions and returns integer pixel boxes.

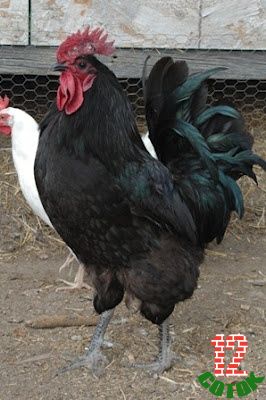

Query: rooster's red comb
[0,95,9,110]
[56,26,115,63]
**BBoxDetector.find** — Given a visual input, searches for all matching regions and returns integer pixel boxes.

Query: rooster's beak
[52,63,67,72]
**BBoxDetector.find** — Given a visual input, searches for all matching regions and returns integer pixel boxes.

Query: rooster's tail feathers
[144,57,266,246]
[144,59,245,179]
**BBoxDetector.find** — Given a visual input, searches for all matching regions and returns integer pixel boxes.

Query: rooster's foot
[130,318,178,374]
[57,309,114,376]
[58,349,108,376]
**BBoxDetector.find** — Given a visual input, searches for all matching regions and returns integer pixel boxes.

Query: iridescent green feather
[196,106,240,126]
[171,67,226,103]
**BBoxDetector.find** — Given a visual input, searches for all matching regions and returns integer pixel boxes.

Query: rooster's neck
[57,69,145,173]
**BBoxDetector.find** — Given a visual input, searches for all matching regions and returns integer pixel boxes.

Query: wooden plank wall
[0,0,265,78]
[30,0,266,50]
[0,0,265,49]
[1,47,266,79]
[0,0,28,45]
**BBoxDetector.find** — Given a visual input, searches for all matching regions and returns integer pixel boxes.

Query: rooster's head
[54,26,115,115]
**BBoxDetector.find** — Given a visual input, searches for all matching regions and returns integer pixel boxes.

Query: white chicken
[0,95,89,290]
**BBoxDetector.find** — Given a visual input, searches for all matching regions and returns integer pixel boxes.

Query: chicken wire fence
[0,47,266,133]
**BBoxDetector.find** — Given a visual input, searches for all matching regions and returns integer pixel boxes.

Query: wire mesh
[0,48,265,133]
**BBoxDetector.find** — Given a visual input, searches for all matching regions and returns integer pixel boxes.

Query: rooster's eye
[77,60,87,69]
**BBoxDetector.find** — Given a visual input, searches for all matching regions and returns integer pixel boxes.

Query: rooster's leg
[132,318,177,373]
[57,264,91,291]
[58,308,114,375]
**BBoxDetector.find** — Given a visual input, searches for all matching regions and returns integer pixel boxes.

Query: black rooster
[34,27,266,374]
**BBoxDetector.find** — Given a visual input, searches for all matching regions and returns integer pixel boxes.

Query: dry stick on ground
[205,249,227,257]
[25,314,98,329]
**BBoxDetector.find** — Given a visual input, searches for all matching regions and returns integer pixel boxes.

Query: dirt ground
[0,233,265,400]
[0,126,265,399]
